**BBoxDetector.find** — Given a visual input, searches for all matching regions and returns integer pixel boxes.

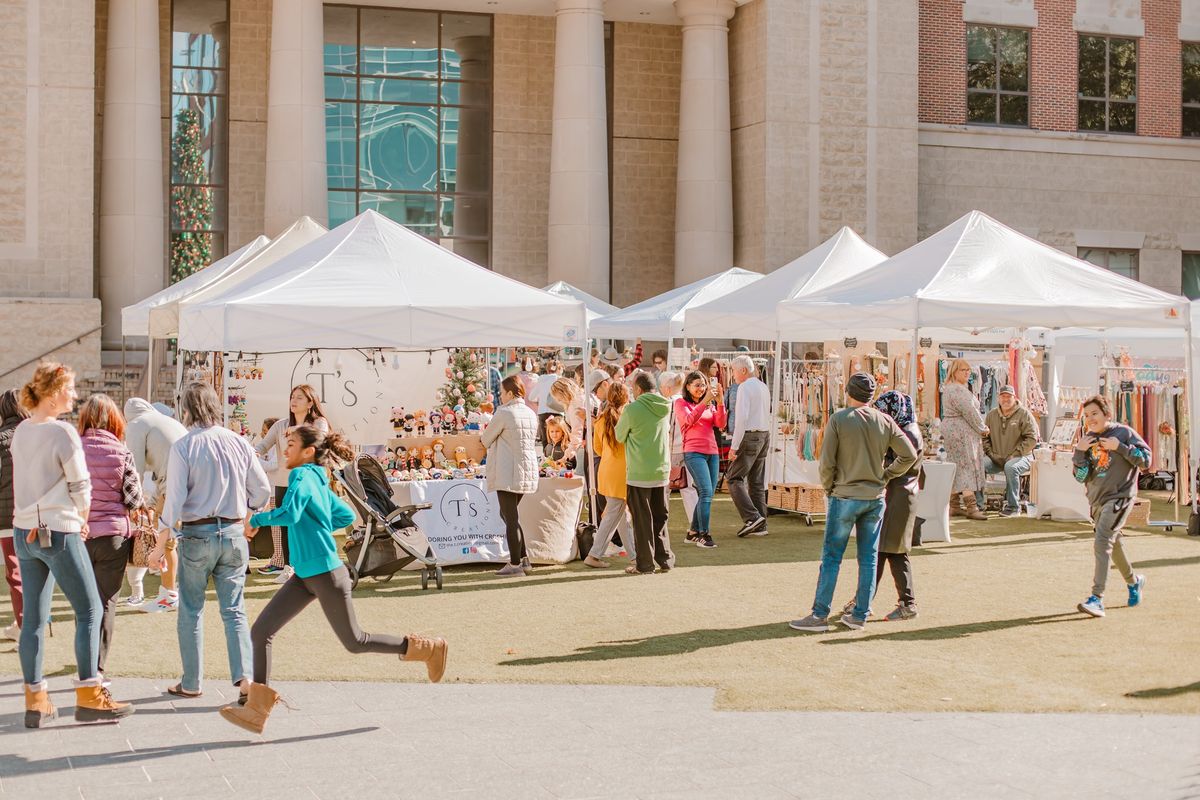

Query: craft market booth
[773,210,1194,541]
[174,210,592,567]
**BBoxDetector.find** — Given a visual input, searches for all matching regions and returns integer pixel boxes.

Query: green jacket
[614,391,672,485]
[983,402,1038,462]
[250,463,355,579]
[819,406,918,500]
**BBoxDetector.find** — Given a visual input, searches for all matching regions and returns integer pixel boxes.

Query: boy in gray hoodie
[1072,394,1148,618]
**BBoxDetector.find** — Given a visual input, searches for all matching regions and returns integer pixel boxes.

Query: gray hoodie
[123,398,187,495]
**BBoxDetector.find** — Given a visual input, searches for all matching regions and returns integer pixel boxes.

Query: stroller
[338,454,444,590]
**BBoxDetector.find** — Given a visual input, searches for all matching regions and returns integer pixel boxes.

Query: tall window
[966,26,1029,127]
[1077,35,1136,133]
[1079,247,1138,280]
[324,6,493,268]
[169,0,229,284]
[1183,42,1200,137]
[1183,253,1200,299]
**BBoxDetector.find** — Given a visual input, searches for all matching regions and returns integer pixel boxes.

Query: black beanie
[847,372,876,403]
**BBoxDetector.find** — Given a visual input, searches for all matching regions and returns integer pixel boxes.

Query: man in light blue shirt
[152,382,270,698]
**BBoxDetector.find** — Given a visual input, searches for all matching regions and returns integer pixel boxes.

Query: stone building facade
[3,0,1200,387]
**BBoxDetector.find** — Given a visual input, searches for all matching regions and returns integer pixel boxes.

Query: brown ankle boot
[220,681,280,734]
[948,493,964,517]
[962,493,987,521]
[403,635,448,683]
[24,682,57,728]
[75,683,134,722]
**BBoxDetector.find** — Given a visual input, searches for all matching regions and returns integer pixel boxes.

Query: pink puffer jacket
[81,429,140,538]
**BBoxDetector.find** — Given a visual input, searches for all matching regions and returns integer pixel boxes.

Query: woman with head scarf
[856,390,924,620]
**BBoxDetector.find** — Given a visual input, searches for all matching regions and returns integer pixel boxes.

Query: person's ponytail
[290,425,355,469]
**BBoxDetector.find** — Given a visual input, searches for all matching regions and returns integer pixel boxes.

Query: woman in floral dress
[942,358,988,520]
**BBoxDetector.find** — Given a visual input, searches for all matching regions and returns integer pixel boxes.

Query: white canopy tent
[178,210,588,352]
[542,281,619,322]
[155,216,328,339]
[588,267,762,342]
[120,236,269,338]
[682,227,886,340]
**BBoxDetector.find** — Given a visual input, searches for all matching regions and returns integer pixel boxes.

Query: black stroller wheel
[347,565,359,589]
[434,565,443,590]
[420,569,429,590]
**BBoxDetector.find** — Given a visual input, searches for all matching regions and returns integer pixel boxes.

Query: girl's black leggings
[251,565,407,684]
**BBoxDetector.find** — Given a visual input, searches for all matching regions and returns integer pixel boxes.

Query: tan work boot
[962,492,987,521]
[948,493,964,517]
[75,682,135,722]
[220,681,280,734]
[403,634,448,683]
[24,681,57,728]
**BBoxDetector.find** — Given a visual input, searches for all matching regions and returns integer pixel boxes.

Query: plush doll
[413,409,427,436]
[390,406,405,435]
[478,401,494,428]
[403,413,415,435]
[428,411,442,435]
[453,403,466,430]
[441,406,455,434]
[431,438,447,467]
[465,410,482,432]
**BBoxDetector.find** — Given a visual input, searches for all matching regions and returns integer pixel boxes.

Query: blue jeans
[176,522,252,692]
[980,455,1032,512]
[683,452,720,534]
[13,528,101,684]
[812,497,884,620]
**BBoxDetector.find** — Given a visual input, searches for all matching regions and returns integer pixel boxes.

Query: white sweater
[11,419,91,533]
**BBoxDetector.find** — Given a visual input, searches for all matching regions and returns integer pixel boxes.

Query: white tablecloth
[1031,457,1091,522]
[913,461,956,543]
[390,477,584,565]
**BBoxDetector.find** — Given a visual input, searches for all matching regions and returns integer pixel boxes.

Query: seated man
[980,385,1038,516]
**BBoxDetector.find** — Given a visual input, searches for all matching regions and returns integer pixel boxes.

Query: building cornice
[918,123,1200,163]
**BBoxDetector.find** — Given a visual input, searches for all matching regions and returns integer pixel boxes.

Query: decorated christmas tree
[169,107,214,284]
[438,349,487,413]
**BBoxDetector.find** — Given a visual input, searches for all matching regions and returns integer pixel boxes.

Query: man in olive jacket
[615,372,675,575]
[791,373,917,632]
[980,386,1037,516]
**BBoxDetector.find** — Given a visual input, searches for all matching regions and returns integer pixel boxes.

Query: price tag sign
[919,337,933,348]
[843,337,857,349]
[1120,380,1134,392]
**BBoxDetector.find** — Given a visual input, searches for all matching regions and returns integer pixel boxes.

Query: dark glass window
[1182,253,1200,299]
[1079,248,1138,280]
[1183,43,1200,137]
[966,26,1029,127]
[169,0,230,283]
[1078,35,1137,134]
[323,5,492,267]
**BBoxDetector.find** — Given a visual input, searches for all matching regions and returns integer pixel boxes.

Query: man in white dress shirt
[727,356,771,537]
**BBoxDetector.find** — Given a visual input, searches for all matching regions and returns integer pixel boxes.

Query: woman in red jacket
[674,371,726,550]
[78,394,145,676]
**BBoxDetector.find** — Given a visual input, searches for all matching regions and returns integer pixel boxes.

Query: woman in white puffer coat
[481,375,539,577]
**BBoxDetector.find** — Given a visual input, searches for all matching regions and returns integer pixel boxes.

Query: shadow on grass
[1135,555,1200,569]
[819,612,1087,645]
[501,622,792,666]
[0,726,378,776]
[1125,680,1200,699]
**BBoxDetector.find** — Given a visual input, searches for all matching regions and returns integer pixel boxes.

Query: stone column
[264,0,328,235]
[99,0,164,350]
[674,0,735,285]
[547,0,610,301]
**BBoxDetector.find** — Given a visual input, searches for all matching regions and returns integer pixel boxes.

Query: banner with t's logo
[402,479,508,565]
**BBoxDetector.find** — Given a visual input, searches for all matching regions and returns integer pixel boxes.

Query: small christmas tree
[169,107,214,284]
[438,349,487,414]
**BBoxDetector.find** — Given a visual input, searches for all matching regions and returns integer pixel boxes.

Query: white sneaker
[2,622,18,641]
[123,594,145,607]
[273,565,295,584]
[139,592,179,613]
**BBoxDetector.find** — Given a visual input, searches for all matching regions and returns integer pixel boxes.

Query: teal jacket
[250,463,354,579]
[614,391,672,485]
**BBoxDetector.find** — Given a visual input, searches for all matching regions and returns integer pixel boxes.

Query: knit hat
[586,369,611,393]
[847,372,876,403]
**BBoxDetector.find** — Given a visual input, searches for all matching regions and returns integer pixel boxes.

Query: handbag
[129,508,160,568]
[669,463,689,491]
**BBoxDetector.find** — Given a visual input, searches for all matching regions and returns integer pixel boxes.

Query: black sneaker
[696,533,717,549]
[685,530,702,544]
[736,517,765,538]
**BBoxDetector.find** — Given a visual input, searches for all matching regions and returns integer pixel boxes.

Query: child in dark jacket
[220,425,448,734]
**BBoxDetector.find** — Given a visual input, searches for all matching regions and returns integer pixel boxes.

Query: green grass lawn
[3,492,1198,713]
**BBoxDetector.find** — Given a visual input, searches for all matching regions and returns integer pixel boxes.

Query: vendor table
[913,461,956,543]
[390,477,583,565]
[1031,455,1091,522]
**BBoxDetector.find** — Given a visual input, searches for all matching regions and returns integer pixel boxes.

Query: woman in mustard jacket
[583,383,634,568]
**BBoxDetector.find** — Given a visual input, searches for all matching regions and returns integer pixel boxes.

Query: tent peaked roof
[542,281,619,320]
[777,210,1189,335]
[120,235,270,337]
[178,210,586,351]
[150,216,328,338]
[683,227,886,339]
[589,267,763,340]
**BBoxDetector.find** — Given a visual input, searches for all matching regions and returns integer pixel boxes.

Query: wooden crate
[1127,497,1151,527]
